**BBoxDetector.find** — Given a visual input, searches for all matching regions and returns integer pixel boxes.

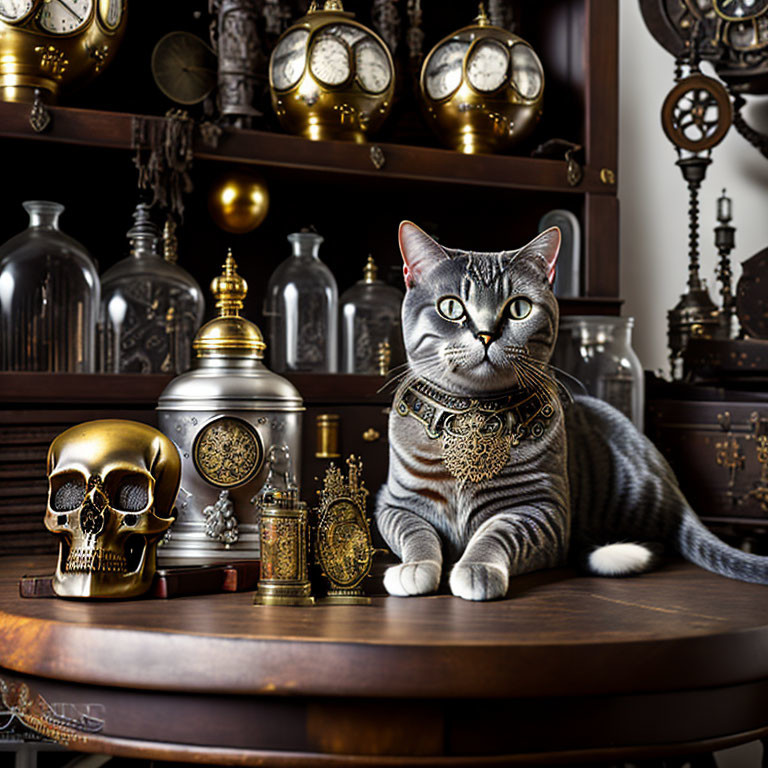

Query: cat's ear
[399,221,449,289]
[512,227,561,285]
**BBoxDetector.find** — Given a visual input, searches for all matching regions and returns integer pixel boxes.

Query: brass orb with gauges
[0,0,126,103]
[418,4,544,154]
[268,0,395,143]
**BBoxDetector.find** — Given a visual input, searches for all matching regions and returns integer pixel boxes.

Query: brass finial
[163,216,178,264]
[211,249,248,317]
[363,255,378,284]
[308,0,319,10]
[323,0,344,10]
[475,2,491,25]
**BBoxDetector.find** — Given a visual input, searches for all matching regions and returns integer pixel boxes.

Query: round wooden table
[0,555,767,765]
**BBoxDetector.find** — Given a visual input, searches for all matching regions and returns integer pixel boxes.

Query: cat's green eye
[436,296,466,322]
[507,297,532,320]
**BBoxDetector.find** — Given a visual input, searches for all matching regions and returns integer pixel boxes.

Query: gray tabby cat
[375,221,768,601]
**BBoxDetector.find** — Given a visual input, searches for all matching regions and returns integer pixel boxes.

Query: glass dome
[0,200,99,372]
[340,255,403,374]
[264,230,338,373]
[100,204,205,374]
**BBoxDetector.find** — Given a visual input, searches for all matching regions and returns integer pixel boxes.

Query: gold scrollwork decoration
[193,416,263,488]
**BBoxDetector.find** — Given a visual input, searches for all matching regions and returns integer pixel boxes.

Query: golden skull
[44,420,180,599]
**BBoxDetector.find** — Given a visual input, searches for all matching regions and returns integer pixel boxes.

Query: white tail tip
[588,543,653,577]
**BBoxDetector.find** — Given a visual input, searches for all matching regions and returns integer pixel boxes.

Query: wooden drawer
[647,398,768,537]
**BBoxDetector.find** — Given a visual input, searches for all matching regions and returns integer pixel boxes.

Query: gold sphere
[208,173,270,234]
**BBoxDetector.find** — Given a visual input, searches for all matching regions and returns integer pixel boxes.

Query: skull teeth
[65,548,128,574]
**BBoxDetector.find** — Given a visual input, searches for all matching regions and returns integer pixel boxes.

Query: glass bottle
[0,200,99,372]
[100,205,205,374]
[265,230,338,373]
[340,255,404,374]
[552,316,645,430]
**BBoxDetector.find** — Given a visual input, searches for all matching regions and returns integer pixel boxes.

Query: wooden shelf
[0,101,614,196]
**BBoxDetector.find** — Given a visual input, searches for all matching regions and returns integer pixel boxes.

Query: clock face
[714,0,768,20]
[355,38,391,93]
[309,32,351,86]
[510,44,543,100]
[97,0,122,30]
[425,40,470,101]
[38,0,93,33]
[0,0,34,23]
[466,39,509,93]
[271,28,309,91]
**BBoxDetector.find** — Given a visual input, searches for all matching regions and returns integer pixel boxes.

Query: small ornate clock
[268,0,395,143]
[0,0,126,103]
[419,4,544,154]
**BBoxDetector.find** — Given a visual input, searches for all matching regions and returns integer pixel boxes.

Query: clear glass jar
[265,230,338,373]
[552,316,645,430]
[100,205,205,374]
[340,256,404,374]
[0,200,99,372]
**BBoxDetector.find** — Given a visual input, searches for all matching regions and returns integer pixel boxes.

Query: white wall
[619,0,768,375]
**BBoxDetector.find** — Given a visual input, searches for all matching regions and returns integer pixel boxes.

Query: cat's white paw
[450,562,508,601]
[383,560,441,596]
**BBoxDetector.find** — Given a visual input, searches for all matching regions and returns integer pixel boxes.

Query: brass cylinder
[254,492,314,606]
[316,414,341,459]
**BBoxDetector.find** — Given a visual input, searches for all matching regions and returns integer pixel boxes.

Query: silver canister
[157,250,303,566]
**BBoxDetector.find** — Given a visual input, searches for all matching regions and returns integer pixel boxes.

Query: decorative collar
[394,377,557,485]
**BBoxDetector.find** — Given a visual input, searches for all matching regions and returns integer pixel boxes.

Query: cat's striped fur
[375,222,768,601]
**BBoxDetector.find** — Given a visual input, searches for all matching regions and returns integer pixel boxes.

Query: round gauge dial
[510,44,543,100]
[425,40,470,101]
[97,0,122,30]
[467,39,509,93]
[38,0,93,33]
[271,28,309,91]
[0,0,34,23]
[355,38,391,93]
[714,0,768,20]
[309,33,351,86]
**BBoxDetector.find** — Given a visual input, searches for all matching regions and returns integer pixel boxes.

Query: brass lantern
[419,5,544,154]
[269,0,395,143]
[0,0,127,103]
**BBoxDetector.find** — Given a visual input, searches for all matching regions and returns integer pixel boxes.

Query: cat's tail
[675,505,768,584]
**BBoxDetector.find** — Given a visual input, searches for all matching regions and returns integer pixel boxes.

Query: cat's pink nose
[477,333,493,347]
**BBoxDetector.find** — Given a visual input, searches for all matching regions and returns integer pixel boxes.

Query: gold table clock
[268,0,395,143]
[419,4,544,154]
[0,0,126,103]
[315,455,374,604]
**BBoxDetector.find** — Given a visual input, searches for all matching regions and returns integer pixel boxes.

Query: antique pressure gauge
[419,5,544,154]
[269,0,395,142]
[157,251,304,566]
[0,0,126,102]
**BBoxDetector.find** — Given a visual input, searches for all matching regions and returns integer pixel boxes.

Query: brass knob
[362,428,380,443]
[316,414,341,459]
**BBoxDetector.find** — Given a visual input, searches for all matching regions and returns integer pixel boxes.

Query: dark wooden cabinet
[0,0,619,554]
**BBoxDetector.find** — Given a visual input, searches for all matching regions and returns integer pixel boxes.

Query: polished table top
[0,555,767,765]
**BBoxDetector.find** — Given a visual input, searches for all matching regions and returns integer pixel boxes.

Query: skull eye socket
[50,474,86,512]
[106,473,150,513]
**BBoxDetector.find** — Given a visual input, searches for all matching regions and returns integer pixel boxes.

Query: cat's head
[399,222,561,395]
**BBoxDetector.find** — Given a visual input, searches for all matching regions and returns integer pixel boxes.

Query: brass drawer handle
[362,428,380,443]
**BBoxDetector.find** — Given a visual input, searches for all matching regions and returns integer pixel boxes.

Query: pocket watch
[419,5,544,154]
[0,0,126,102]
[269,0,394,143]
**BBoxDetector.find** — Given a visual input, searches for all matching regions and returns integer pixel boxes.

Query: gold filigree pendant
[441,410,513,485]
